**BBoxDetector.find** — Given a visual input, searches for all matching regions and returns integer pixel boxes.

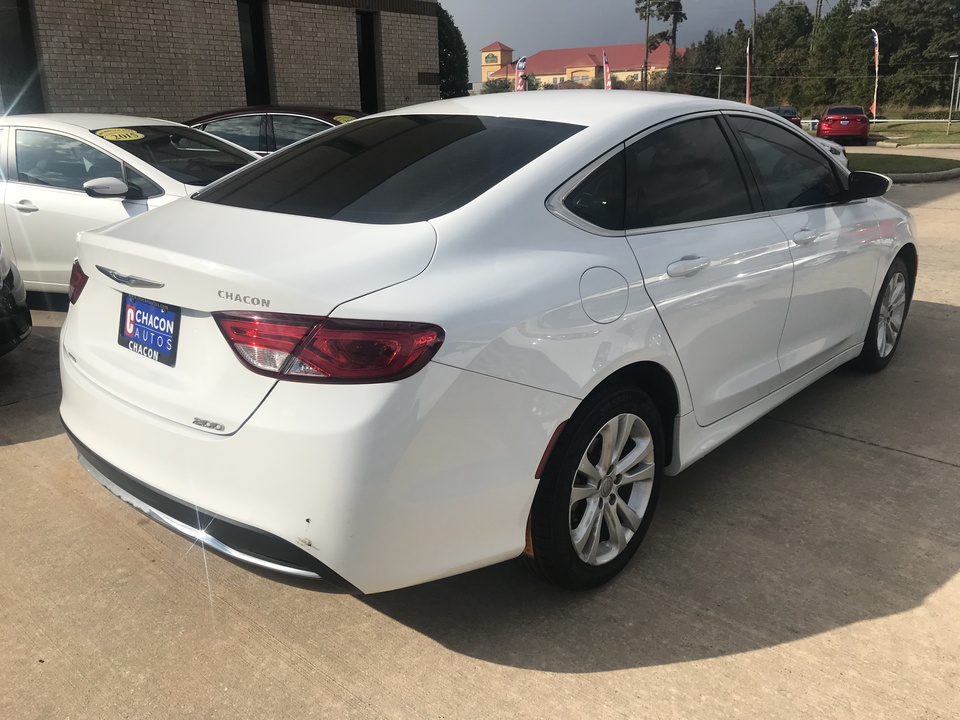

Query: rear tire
[523,387,663,590]
[852,256,910,372]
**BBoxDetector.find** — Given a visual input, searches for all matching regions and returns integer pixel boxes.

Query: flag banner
[603,51,612,90]
[745,36,752,105]
[870,29,879,119]
[515,56,527,92]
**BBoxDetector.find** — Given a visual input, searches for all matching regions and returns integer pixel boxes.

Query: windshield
[195,114,584,224]
[93,126,255,185]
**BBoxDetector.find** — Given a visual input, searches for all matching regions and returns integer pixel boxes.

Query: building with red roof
[480,40,681,89]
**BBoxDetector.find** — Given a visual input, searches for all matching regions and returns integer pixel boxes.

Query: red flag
[745,36,752,105]
[603,51,612,90]
[515,56,527,92]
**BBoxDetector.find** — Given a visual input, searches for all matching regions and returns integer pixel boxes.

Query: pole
[949,54,959,136]
[716,66,722,99]
[643,1,651,91]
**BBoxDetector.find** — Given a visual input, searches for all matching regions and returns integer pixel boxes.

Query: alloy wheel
[569,413,656,566]
[877,271,907,357]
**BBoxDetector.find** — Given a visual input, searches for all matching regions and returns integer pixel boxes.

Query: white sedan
[0,114,257,293]
[60,92,916,594]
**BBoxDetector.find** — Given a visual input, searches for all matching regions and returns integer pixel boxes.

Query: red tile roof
[481,41,514,52]
[489,42,680,79]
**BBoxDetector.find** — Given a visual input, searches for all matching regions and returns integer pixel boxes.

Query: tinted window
[0,128,5,180]
[563,151,625,231]
[95,126,254,185]
[626,117,752,229]
[826,106,865,115]
[124,166,163,199]
[271,115,332,149]
[16,130,121,191]
[728,116,842,210]
[202,116,262,152]
[197,115,583,224]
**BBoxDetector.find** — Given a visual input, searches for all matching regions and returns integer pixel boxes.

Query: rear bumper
[60,329,571,593]
[65,424,359,592]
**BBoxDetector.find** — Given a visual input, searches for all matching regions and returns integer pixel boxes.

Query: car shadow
[362,300,960,671]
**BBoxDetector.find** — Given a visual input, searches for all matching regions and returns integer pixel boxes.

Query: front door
[3,128,151,292]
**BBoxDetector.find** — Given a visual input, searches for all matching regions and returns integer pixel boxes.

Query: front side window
[16,130,121,191]
[196,115,583,224]
[95,126,255,186]
[271,115,332,149]
[626,117,753,230]
[200,115,263,153]
[728,115,842,210]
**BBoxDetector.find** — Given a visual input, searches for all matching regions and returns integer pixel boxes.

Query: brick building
[0,0,440,120]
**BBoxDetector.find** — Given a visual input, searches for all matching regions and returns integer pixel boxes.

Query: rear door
[625,115,795,427]
[725,114,882,381]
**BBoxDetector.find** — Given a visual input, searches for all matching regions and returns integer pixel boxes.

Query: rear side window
[196,115,583,224]
[201,115,263,153]
[626,117,752,229]
[563,151,625,231]
[271,115,332,149]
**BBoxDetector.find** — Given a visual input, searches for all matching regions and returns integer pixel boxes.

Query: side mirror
[846,170,891,200]
[83,176,130,199]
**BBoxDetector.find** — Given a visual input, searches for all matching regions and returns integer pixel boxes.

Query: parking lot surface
[1,181,958,719]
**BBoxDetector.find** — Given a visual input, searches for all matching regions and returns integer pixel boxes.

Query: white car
[0,114,257,293]
[60,92,916,594]
[814,136,849,168]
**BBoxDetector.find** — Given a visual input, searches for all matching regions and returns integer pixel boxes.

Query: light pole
[950,53,960,136]
[715,65,723,98]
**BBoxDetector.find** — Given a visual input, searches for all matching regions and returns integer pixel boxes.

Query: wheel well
[896,243,918,297]
[585,362,680,467]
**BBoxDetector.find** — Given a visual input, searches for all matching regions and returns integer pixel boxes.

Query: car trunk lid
[63,199,437,434]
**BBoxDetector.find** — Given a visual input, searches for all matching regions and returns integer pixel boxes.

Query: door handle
[10,200,39,214]
[793,228,818,245]
[666,256,710,277]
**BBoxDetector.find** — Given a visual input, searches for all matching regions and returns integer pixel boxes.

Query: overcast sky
[440,0,817,82]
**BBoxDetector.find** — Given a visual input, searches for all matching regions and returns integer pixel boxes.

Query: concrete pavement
[1,182,958,719]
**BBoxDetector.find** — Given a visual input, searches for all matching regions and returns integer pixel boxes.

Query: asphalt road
[1,180,958,719]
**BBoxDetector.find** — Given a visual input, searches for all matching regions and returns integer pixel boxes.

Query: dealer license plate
[117,294,181,367]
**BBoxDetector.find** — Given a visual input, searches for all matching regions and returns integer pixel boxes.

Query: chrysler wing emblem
[96,265,165,289]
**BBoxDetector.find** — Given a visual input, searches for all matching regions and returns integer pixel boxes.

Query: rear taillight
[213,312,444,383]
[68,260,89,305]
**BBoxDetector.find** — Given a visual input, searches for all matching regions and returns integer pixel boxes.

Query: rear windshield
[93,126,255,185]
[826,106,865,115]
[195,114,584,224]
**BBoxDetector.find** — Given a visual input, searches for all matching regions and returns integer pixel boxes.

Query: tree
[481,78,512,94]
[635,1,686,63]
[437,3,469,99]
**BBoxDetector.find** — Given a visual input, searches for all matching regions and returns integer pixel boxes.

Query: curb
[888,167,960,184]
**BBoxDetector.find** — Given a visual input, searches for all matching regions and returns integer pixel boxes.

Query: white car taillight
[213,312,444,383]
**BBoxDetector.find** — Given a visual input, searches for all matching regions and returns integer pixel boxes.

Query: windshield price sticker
[96,128,145,141]
[117,294,181,367]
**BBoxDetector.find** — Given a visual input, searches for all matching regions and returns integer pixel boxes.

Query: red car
[816,105,870,145]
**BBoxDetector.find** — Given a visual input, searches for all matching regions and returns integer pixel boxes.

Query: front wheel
[524,387,663,590]
[852,256,911,372]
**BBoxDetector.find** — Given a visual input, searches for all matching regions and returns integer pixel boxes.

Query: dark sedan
[187,106,364,155]
[0,244,31,358]
[763,106,802,127]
